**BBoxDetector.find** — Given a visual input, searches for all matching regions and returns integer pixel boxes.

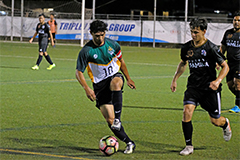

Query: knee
[182,106,194,122]
[110,78,122,91]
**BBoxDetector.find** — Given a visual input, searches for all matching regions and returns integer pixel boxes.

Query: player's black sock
[182,121,193,146]
[112,91,122,121]
[220,119,228,129]
[44,55,53,65]
[235,90,240,107]
[108,124,132,144]
[36,55,43,66]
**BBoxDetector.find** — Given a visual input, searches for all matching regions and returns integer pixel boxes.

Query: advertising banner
[0,16,233,45]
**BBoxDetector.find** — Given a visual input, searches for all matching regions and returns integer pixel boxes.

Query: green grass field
[0,42,239,160]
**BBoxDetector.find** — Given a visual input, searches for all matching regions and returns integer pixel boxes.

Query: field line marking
[0,148,95,160]
[0,75,188,85]
[0,55,177,67]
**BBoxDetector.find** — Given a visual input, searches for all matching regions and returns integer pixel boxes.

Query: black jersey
[181,39,225,91]
[36,23,50,41]
[221,28,240,66]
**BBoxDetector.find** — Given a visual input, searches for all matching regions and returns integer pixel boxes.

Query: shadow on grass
[133,140,222,154]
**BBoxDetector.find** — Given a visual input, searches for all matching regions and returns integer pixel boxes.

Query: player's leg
[110,75,123,130]
[180,104,195,156]
[210,116,232,141]
[202,91,232,141]
[42,41,56,70]
[230,77,240,113]
[32,51,43,70]
[100,104,135,154]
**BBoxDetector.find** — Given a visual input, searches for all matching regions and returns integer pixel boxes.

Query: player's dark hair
[90,20,108,33]
[189,18,208,31]
[39,13,45,18]
[234,11,240,17]
[50,13,54,16]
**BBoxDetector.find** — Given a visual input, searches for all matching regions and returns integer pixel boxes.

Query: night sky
[3,0,240,16]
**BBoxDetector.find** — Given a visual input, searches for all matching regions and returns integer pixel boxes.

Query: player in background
[29,13,56,70]
[220,11,240,113]
[75,20,136,154]
[170,18,232,156]
[48,13,57,46]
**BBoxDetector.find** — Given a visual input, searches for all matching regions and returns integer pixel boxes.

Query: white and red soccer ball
[99,135,119,156]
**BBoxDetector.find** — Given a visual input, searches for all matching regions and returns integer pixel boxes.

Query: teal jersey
[76,38,122,83]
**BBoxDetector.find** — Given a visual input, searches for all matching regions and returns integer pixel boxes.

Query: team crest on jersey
[186,50,194,58]
[93,54,98,59]
[201,49,207,56]
[42,25,45,29]
[108,46,114,55]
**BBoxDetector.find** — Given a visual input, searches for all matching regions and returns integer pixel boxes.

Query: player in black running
[220,11,240,113]
[170,18,232,156]
[29,13,56,70]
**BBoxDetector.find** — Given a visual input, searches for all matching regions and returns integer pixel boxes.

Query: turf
[0,42,239,160]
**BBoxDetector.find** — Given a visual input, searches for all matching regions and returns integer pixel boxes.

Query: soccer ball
[99,135,119,156]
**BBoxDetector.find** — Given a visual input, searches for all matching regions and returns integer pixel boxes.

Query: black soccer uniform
[221,28,240,82]
[36,23,50,53]
[181,39,226,118]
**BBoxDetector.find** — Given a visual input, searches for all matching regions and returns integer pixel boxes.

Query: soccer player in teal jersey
[170,18,232,156]
[76,20,136,154]
[220,11,240,113]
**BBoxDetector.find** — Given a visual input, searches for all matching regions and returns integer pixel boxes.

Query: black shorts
[226,63,240,82]
[183,87,221,119]
[93,72,124,108]
[52,33,56,39]
[38,37,48,53]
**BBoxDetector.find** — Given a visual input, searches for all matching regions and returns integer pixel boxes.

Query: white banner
[0,16,233,45]
[143,21,233,45]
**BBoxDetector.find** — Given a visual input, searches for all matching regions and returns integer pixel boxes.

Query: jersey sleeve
[211,45,226,65]
[180,46,188,62]
[221,30,227,46]
[54,20,57,25]
[115,42,122,60]
[36,24,39,32]
[76,48,89,72]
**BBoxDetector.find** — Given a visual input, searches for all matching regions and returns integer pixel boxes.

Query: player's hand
[170,81,177,92]
[127,79,136,89]
[209,80,220,91]
[29,38,33,43]
[85,88,96,102]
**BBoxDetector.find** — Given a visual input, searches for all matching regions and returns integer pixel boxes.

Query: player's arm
[49,30,54,46]
[209,61,229,90]
[220,44,227,55]
[29,32,38,43]
[170,60,187,92]
[75,69,96,101]
[119,58,136,89]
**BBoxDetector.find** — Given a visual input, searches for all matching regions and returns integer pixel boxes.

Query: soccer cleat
[47,63,56,70]
[229,106,240,113]
[180,145,194,156]
[223,118,232,142]
[111,119,121,131]
[124,142,136,154]
[32,65,39,70]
